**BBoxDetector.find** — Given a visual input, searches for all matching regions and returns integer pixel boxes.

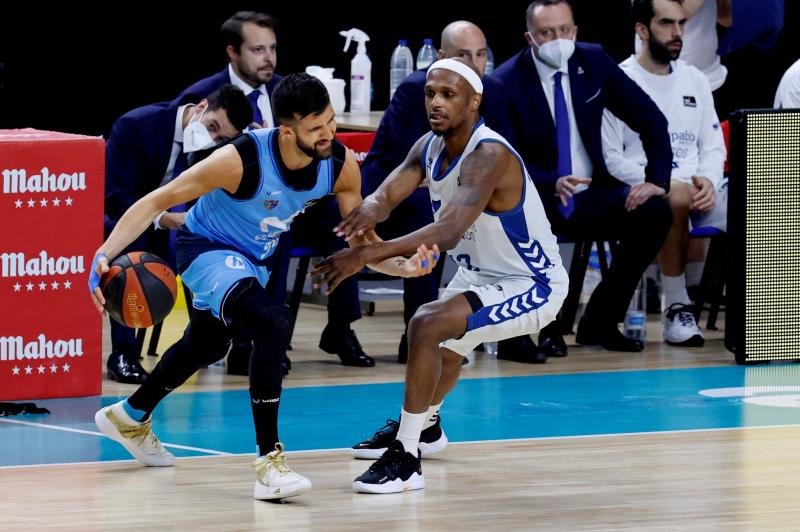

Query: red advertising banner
[336,132,376,166]
[0,129,104,400]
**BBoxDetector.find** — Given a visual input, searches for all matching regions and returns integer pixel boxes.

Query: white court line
[3,422,800,470]
[0,417,231,456]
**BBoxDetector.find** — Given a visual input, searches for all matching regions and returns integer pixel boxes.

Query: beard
[296,135,332,159]
[649,32,682,64]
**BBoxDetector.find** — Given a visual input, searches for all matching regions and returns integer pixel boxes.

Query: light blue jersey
[179,128,337,318]
[185,128,334,263]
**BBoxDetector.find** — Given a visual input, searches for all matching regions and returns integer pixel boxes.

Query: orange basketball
[100,252,177,329]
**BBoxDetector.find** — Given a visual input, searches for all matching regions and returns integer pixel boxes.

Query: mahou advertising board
[0,129,103,399]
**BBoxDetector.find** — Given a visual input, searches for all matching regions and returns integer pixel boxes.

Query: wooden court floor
[3,302,800,530]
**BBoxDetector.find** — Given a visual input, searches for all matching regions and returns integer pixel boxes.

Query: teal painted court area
[3,364,800,467]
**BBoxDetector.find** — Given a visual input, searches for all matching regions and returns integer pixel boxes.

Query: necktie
[553,72,574,218]
[248,90,264,125]
[172,150,188,180]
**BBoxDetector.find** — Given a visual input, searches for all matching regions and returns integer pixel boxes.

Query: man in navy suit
[495,0,673,353]
[105,85,252,383]
[360,21,549,364]
[181,11,373,369]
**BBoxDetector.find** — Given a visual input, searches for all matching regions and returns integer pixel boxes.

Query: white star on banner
[52,197,61,206]
[13,283,21,292]
[24,366,33,375]
[12,366,20,376]
[26,282,34,291]
[27,198,35,207]
[39,198,48,207]
[14,199,22,208]
[38,282,47,290]
[50,364,58,374]
[37,365,45,374]
[51,281,59,289]
[63,280,72,289]
[65,197,73,206]
[62,363,71,373]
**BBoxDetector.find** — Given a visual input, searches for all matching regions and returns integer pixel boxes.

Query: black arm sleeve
[230,134,260,199]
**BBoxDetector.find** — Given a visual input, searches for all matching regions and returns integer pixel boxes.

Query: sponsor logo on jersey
[683,95,697,107]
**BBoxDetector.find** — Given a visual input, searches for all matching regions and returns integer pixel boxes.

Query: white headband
[426,58,484,94]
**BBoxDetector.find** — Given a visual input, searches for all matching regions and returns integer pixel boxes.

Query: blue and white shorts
[439,266,568,357]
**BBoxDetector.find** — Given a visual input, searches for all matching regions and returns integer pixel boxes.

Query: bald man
[313,58,567,493]
[360,21,535,365]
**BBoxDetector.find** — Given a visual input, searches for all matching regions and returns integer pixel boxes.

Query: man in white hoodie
[601,0,726,346]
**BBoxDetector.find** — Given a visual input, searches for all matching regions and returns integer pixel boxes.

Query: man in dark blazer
[495,0,673,353]
[105,85,252,383]
[360,20,548,364]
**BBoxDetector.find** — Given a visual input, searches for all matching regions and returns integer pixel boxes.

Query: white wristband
[153,211,168,230]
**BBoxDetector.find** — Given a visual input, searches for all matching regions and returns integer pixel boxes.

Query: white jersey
[775,58,800,109]
[601,58,726,188]
[422,119,565,287]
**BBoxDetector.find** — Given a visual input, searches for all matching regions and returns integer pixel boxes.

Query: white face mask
[533,36,576,70]
[182,108,216,153]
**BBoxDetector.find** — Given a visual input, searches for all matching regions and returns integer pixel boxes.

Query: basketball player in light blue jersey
[312,58,569,494]
[88,73,439,501]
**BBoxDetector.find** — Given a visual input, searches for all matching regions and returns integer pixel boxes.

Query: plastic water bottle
[484,341,498,356]
[624,277,647,342]
[389,39,414,100]
[485,46,495,75]
[416,38,436,70]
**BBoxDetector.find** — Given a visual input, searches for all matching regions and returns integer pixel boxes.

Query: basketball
[100,251,178,329]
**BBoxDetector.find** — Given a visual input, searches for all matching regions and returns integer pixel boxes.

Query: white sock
[685,262,704,287]
[662,273,691,308]
[423,401,443,430]
[645,263,660,282]
[397,409,427,455]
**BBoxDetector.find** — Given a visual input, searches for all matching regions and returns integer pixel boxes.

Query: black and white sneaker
[351,417,448,459]
[663,303,705,347]
[353,440,425,494]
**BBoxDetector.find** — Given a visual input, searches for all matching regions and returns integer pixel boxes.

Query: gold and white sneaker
[94,401,175,467]
[252,443,312,500]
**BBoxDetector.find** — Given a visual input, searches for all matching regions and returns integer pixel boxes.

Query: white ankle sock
[423,402,442,430]
[685,262,704,287]
[662,273,691,308]
[397,409,427,455]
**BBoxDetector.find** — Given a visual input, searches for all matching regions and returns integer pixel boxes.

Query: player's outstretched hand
[310,248,367,295]
[334,197,389,241]
[400,244,441,278]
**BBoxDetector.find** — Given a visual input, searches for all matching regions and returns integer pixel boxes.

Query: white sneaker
[252,443,312,500]
[663,303,705,347]
[94,401,175,467]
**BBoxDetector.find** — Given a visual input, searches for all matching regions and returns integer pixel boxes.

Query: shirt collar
[175,104,191,143]
[228,64,266,96]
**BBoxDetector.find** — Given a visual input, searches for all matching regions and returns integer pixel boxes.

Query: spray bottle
[339,28,371,113]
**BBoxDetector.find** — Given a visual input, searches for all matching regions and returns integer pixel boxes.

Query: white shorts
[439,266,568,357]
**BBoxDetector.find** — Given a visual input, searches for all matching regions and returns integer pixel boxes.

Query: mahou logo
[2,167,87,194]
[1,334,84,361]
[1,250,85,278]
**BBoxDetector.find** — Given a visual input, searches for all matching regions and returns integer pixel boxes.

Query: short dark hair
[206,84,252,132]
[221,11,277,52]
[631,0,684,27]
[526,0,574,25]
[272,73,330,124]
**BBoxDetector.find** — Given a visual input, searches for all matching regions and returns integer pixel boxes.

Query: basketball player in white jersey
[311,58,569,494]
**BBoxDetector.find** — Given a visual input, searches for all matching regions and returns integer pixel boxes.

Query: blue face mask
[182,108,215,153]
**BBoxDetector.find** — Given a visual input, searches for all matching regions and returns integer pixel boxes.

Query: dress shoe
[575,316,644,352]
[319,327,375,367]
[496,335,547,364]
[107,351,149,384]
[539,327,567,357]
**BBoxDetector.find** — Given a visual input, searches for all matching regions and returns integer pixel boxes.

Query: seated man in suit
[361,21,545,363]
[180,10,372,368]
[495,0,673,353]
[602,0,726,347]
[104,84,252,383]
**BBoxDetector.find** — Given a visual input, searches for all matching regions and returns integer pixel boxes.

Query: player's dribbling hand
[401,244,440,277]
[88,252,109,315]
[334,197,388,241]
